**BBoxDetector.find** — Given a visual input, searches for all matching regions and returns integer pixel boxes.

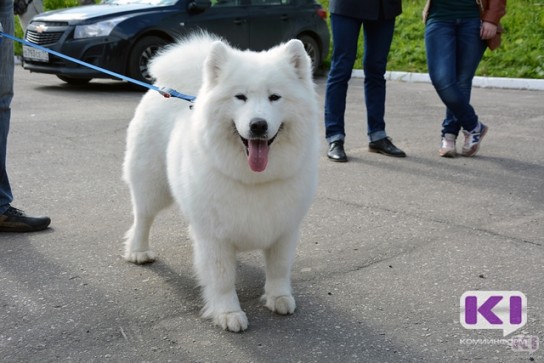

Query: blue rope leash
[0,29,196,102]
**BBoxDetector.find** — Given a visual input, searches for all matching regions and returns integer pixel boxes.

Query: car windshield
[101,0,177,5]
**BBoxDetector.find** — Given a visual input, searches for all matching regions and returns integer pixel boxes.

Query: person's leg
[0,0,15,214]
[456,18,488,157]
[362,18,395,142]
[425,20,462,137]
[0,1,51,231]
[324,13,361,144]
[455,17,487,131]
[362,17,405,157]
[425,19,484,135]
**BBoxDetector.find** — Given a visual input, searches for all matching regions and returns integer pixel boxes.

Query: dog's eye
[269,94,281,102]
[235,94,247,102]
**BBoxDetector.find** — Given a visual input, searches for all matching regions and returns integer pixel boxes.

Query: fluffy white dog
[123,33,319,332]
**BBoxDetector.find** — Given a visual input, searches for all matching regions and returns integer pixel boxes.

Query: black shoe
[327,141,348,162]
[369,137,406,157]
[0,206,51,233]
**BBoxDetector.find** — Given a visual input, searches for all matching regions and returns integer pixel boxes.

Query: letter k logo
[460,291,527,336]
[465,295,503,324]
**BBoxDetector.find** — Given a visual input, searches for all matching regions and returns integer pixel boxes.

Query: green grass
[318,0,544,79]
[14,0,544,79]
[44,0,81,9]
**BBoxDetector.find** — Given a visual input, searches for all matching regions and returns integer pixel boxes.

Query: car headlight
[74,17,128,39]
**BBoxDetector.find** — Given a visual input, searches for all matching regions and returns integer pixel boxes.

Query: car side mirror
[187,0,212,14]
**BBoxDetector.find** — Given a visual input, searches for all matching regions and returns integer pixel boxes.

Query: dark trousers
[324,13,395,143]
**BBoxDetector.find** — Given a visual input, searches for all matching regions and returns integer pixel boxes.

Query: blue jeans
[324,13,395,143]
[0,0,15,213]
[425,18,487,137]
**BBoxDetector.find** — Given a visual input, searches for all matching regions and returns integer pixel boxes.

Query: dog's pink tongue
[248,139,269,172]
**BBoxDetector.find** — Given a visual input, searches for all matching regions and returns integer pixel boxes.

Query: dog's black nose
[249,118,268,137]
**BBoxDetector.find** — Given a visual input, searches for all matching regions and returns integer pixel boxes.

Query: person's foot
[439,133,457,157]
[462,123,488,157]
[327,140,348,162]
[368,137,406,157]
[0,206,51,232]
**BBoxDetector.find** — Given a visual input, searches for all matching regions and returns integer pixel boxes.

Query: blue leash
[0,28,196,102]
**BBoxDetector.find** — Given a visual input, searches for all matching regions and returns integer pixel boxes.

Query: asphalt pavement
[1,68,543,363]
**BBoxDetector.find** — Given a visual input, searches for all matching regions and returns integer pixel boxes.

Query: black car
[22,0,330,87]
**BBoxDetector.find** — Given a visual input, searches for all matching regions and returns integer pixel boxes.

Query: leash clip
[158,87,174,98]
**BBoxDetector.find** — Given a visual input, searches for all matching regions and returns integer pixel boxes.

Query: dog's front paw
[124,250,157,264]
[214,311,248,332]
[263,294,296,315]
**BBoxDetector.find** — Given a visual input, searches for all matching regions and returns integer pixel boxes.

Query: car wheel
[127,36,169,86]
[56,75,92,85]
[297,34,321,75]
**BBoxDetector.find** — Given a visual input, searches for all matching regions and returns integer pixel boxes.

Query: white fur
[123,33,319,332]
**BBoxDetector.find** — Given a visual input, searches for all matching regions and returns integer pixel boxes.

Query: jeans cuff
[368,131,387,142]
[326,134,345,144]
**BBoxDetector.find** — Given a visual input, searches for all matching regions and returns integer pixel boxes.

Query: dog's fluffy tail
[148,31,225,95]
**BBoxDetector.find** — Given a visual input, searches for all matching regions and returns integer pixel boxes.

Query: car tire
[297,34,321,75]
[127,35,169,87]
[56,75,92,85]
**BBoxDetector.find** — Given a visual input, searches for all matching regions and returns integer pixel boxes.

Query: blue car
[22,0,330,87]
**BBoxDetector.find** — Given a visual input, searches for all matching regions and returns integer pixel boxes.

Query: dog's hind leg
[124,212,157,264]
[262,231,299,315]
[124,174,172,264]
[193,234,248,332]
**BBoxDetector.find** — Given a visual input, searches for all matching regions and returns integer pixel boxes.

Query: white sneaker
[439,133,457,157]
[462,123,488,157]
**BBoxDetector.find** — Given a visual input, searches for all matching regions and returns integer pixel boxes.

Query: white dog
[122,33,319,332]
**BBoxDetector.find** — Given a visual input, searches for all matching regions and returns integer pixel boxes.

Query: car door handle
[280,14,289,21]
[233,18,247,25]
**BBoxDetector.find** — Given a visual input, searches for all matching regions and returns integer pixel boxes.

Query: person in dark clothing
[1,0,51,232]
[324,0,406,162]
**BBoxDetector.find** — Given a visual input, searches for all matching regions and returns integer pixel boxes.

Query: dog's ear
[284,39,312,81]
[204,41,229,87]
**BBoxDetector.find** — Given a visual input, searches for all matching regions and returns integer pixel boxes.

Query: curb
[15,56,544,91]
[352,69,544,91]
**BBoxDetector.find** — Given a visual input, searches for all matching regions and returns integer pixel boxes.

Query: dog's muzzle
[237,118,280,173]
